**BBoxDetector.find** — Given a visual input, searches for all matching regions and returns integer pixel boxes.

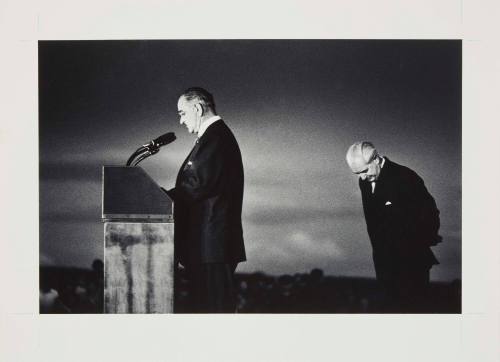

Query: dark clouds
[39,40,461,280]
[40,162,101,181]
[246,206,362,226]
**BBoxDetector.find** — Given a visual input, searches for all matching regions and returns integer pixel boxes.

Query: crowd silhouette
[40,259,104,314]
[40,260,460,314]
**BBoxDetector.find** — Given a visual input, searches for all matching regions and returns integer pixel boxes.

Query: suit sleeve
[403,172,442,247]
[175,135,225,205]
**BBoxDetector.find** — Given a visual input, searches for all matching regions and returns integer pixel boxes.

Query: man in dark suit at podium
[169,87,246,313]
[346,141,442,312]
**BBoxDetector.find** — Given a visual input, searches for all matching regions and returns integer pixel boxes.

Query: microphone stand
[126,132,175,166]
[126,145,159,166]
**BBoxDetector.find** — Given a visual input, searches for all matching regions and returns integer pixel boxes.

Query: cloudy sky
[39,40,461,281]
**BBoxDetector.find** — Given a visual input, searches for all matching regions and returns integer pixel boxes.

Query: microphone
[143,132,176,150]
[126,132,176,166]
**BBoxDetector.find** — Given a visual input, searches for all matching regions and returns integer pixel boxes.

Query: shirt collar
[197,115,221,138]
[370,157,386,193]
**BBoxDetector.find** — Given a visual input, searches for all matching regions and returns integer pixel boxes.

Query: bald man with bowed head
[168,87,246,313]
[346,141,442,312]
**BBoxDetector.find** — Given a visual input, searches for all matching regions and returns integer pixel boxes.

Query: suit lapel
[372,158,393,203]
[176,141,200,185]
[175,120,224,186]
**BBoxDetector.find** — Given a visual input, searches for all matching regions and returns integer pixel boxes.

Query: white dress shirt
[371,156,386,193]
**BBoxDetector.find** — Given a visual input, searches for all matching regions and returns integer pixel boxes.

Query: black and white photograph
[38,40,461,314]
[2,1,500,361]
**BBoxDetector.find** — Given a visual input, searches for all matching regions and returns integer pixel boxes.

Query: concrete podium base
[104,222,174,313]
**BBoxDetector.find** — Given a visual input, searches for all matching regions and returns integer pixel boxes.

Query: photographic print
[38,40,461,314]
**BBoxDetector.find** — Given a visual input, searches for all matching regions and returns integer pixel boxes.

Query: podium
[101,166,174,313]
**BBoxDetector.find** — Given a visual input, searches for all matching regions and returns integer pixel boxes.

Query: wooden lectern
[101,166,174,313]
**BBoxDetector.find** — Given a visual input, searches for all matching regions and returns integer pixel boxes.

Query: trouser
[377,266,431,313]
[184,262,238,313]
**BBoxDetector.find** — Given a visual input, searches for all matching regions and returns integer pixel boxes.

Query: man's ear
[195,103,203,116]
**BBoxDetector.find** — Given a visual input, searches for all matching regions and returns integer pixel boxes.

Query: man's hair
[180,87,217,113]
[346,141,380,172]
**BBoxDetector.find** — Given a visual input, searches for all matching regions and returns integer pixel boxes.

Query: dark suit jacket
[171,120,246,266]
[359,158,441,279]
